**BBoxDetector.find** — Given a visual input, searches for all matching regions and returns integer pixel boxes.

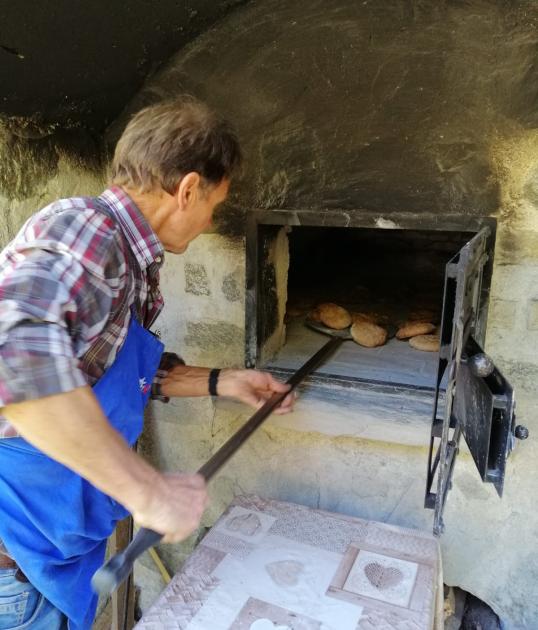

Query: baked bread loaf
[315,303,352,329]
[396,321,436,340]
[409,334,440,352]
[351,321,388,348]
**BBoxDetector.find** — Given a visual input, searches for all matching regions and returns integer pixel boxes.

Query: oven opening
[251,224,480,392]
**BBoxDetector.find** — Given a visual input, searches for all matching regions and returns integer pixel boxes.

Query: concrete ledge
[216,372,442,447]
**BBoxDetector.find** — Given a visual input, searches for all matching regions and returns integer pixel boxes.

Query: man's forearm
[160,366,294,414]
[160,365,212,398]
[1,386,158,516]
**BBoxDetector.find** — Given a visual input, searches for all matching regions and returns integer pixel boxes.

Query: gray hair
[110,96,242,193]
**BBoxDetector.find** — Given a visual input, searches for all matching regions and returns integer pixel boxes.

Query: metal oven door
[424,227,528,535]
[453,336,518,496]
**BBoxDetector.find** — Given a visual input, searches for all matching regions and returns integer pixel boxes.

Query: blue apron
[0,313,164,629]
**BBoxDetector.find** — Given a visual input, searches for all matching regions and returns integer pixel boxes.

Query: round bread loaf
[409,334,440,352]
[316,303,352,329]
[351,321,388,348]
[396,321,436,340]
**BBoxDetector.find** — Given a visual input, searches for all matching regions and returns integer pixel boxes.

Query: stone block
[222,271,241,302]
[185,262,211,296]
[155,234,245,366]
[496,229,538,265]
[184,320,244,365]
[490,265,534,304]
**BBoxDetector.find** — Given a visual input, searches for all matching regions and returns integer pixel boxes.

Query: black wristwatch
[208,368,221,396]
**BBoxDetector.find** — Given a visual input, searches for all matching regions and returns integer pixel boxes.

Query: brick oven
[119,2,538,624]
[244,207,527,535]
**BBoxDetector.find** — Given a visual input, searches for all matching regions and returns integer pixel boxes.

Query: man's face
[165,176,230,254]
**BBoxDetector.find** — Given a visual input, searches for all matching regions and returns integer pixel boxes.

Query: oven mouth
[246,211,496,396]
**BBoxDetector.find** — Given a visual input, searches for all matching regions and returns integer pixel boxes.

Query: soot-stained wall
[0,0,248,130]
[117,0,538,225]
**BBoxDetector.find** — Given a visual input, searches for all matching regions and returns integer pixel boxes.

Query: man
[0,97,293,629]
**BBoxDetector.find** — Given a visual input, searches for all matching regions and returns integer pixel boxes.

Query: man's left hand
[218,369,295,414]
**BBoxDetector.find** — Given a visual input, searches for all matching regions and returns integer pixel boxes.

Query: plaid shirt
[0,186,169,438]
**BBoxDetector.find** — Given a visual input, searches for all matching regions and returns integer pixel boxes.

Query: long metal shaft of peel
[91,335,343,596]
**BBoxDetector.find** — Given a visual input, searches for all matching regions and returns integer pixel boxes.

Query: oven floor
[265,319,446,390]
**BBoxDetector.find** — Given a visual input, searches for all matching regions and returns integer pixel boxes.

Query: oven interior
[250,224,487,392]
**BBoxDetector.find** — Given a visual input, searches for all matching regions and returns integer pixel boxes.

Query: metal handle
[91,528,162,596]
[464,352,495,378]
[92,335,342,596]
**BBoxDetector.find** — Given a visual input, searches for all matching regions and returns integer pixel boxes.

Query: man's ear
[176,172,201,210]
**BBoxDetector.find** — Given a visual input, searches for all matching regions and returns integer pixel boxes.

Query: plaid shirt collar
[99,186,165,272]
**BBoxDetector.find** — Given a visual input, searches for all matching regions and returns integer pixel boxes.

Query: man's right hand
[131,472,208,543]
[2,386,209,545]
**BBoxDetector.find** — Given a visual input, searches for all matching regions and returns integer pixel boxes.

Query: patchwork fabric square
[228,597,322,630]
[327,529,440,628]
[343,550,418,607]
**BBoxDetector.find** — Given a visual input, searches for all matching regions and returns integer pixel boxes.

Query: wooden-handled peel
[91,331,343,596]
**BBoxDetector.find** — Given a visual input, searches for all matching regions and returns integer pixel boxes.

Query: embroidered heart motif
[249,619,292,630]
[364,562,404,590]
[265,560,304,586]
[225,512,262,537]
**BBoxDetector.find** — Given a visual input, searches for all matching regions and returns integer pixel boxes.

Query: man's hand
[218,369,295,414]
[131,472,208,543]
[161,365,295,413]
